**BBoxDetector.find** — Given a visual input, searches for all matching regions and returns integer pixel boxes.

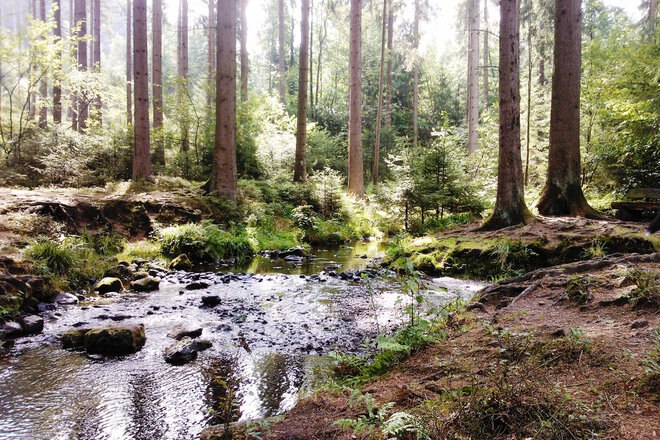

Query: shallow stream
[0,242,484,440]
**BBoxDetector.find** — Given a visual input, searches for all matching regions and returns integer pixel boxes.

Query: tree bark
[482,0,489,109]
[75,0,87,132]
[412,0,419,149]
[240,0,249,102]
[207,0,215,107]
[537,0,601,218]
[214,0,238,201]
[525,9,532,186]
[294,0,310,182]
[372,0,387,186]
[347,0,364,197]
[278,0,286,105]
[467,0,479,154]
[92,0,101,124]
[38,0,47,128]
[648,0,657,40]
[384,4,393,131]
[126,0,132,127]
[179,0,190,176]
[480,0,533,230]
[29,0,36,121]
[153,0,164,165]
[132,0,152,180]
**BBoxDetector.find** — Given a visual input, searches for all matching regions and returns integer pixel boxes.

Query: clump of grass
[625,267,659,307]
[639,330,660,401]
[116,240,162,262]
[582,237,607,259]
[158,221,254,263]
[25,240,75,275]
[561,275,593,304]
[489,239,538,275]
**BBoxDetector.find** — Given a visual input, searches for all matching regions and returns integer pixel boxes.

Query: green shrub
[116,240,162,262]
[25,241,75,274]
[158,222,254,263]
[626,267,659,307]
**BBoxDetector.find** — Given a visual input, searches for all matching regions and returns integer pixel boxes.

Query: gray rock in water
[53,291,79,305]
[163,336,212,365]
[0,321,23,338]
[186,281,210,290]
[130,276,160,292]
[93,277,123,294]
[201,295,221,307]
[20,315,44,335]
[83,324,146,356]
[61,328,90,348]
[167,323,203,340]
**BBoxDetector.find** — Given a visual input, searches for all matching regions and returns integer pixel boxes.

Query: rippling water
[0,242,484,439]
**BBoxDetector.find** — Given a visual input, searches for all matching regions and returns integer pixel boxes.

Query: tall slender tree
[412,0,419,149]
[132,0,152,180]
[240,0,249,102]
[372,0,387,185]
[537,0,600,218]
[278,0,286,105]
[647,0,657,40]
[482,0,489,109]
[467,0,480,154]
[384,3,393,131]
[153,0,165,165]
[481,0,533,230]
[75,0,87,132]
[294,0,310,182]
[38,0,47,128]
[213,0,238,201]
[126,0,132,126]
[178,0,190,176]
[207,0,215,107]
[348,0,364,197]
[92,0,101,123]
[53,0,62,124]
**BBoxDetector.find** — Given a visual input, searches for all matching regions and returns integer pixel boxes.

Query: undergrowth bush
[158,222,254,263]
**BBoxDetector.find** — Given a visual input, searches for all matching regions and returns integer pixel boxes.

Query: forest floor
[260,252,660,439]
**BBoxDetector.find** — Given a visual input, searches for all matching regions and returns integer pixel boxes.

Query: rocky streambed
[0,243,485,439]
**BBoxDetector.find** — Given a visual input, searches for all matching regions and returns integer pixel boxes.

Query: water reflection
[204,355,243,426]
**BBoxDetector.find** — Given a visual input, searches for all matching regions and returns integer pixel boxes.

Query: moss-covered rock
[130,276,160,292]
[61,328,90,349]
[169,254,192,271]
[93,277,123,294]
[83,324,146,356]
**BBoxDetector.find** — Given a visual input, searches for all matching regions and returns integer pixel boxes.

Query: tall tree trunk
[649,0,657,40]
[75,0,87,132]
[29,0,36,122]
[480,0,533,230]
[38,0,47,128]
[467,0,480,154]
[179,0,189,177]
[153,0,164,165]
[207,0,215,107]
[372,0,387,186]
[309,0,314,115]
[92,0,101,124]
[278,0,286,105]
[240,0,249,102]
[482,0,489,109]
[412,0,419,149]
[315,10,326,119]
[384,4,393,131]
[53,0,62,124]
[126,0,132,127]
[132,0,152,180]
[294,0,310,182]
[525,9,532,186]
[347,0,364,197]
[537,0,600,218]
[214,0,238,201]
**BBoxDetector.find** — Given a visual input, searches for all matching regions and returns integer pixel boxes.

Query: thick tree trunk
[278,0,286,105]
[537,0,601,218]
[126,0,132,127]
[480,0,533,230]
[294,0,310,182]
[240,0,249,102]
[385,4,393,131]
[92,0,101,124]
[38,0,47,128]
[525,10,532,186]
[132,0,152,180]
[75,0,87,132]
[207,0,215,107]
[372,0,387,186]
[467,0,479,154]
[153,0,165,165]
[482,0,489,109]
[214,0,238,201]
[179,0,190,177]
[412,0,419,149]
[347,0,364,197]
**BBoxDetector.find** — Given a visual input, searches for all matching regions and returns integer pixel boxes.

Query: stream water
[0,242,485,440]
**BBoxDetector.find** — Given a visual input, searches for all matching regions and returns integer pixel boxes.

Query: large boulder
[167,323,203,340]
[83,324,146,355]
[169,254,192,271]
[163,336,212,365]
[93,277,123,294]
[61,328,90,349]
[130,276,160,292]
[20,315,44,335]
